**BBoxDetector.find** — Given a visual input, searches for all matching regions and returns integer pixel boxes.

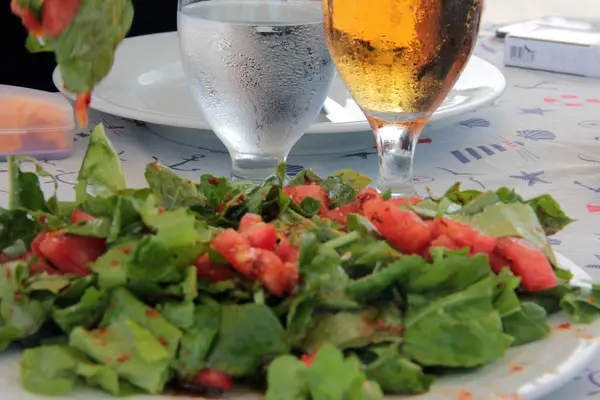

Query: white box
[503,25,600,78]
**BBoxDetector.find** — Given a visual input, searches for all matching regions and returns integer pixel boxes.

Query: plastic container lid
[0,85,76,161]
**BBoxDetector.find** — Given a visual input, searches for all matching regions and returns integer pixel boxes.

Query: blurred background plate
[52,32,506,155]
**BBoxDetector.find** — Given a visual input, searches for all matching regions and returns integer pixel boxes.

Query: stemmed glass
[322,0,484,196]
[178,0,336,182]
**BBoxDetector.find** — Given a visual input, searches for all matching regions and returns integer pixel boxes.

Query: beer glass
[323,0,483,196]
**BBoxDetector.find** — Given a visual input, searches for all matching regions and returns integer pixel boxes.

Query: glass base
[230,154,285,183]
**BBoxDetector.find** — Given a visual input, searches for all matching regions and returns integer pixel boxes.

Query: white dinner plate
[0,253,597,400]
[52,32,506,136]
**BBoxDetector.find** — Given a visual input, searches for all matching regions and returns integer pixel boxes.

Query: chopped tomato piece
[41,0,82,37]
[362,199,432,254]
[37,231,106,276]
[325,203,359,228]
[31,231,50,256]
[391,197,423,206]
[429,234,462,252]
[254,249,298,296]
[211,229,254,277]
[71,209,95,224]
[300,350,318,368]
[275,239,300,264]
[283,185,330,215]
[211,230,296,295]
[356,188,382,211]
[194,254,233,282]
[428,219,496,256]
[238,213,263,232]
[491,237,557,292]
[11,0,44,36]
[241,222,277,251]
[75,92,91,127]
[192,369,234,392]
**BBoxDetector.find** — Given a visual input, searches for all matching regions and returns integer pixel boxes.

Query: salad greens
[0,123,598,398]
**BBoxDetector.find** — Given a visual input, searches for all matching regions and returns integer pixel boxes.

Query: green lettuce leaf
[206,303,289,376]
[52,286,108,333]
[69,318,171,394]
[51,0,134,96]
[145,162,204,209]
[75,124,127,201]
[7,156,58,214]
[99,288,182,357]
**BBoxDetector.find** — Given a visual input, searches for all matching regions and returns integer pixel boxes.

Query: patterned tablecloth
[2,6,600,400]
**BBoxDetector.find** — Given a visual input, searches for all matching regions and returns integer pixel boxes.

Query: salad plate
[1,125,598,400]
[0,252,597,400]
[51,32,506,136]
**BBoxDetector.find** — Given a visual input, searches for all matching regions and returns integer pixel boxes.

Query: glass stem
[367,115,428,197]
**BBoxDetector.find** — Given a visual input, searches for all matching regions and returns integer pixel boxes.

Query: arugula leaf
[307,344,383,400]
[266,355,309,400]
[329,169,371,192]
[145,163,204,209]
[288,170,324,186]
[206,303,290,376]
[173,303,220,379]
[363,344,434,394]
[299,196,322,217]
[492,269,550,346]
[302,310,403,351]
[75,124,127,201]
[403,277,513,367]
[69,318,171,394]
[405,250,492,296]
[286,293,316,345]
[0,209,41,256]
[525,194,574,236]
[560,284,600,323]
[321,176,357,208]
[347,256,425,300]
[441,182,482,205]
[502,302,550,346]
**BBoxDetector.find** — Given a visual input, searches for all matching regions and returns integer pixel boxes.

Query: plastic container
[0,85,75,161]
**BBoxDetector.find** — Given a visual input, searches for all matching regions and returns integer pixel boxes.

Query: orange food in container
[0,85,75,160]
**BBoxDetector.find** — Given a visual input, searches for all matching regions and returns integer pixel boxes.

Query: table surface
[3,1,600,398]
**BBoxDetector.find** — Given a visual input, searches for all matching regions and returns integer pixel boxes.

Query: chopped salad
[0,124,599,398]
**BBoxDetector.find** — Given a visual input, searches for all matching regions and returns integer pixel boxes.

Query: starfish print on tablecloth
[519,108,555,116]
[509,171,551,186]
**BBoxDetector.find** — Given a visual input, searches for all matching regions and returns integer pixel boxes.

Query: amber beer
[323,0,483,116]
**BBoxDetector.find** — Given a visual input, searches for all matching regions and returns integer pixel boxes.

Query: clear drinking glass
[323,0,484,196]
[178,0,336,181]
